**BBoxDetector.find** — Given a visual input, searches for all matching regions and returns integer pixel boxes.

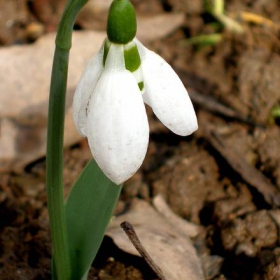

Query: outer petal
[73,45,104,136]
[136,40,198,136]
[87,45,149,184]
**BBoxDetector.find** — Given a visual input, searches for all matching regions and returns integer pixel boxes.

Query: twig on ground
[188,90,262,127]
[120,221,167,280]
[202,125,280,208]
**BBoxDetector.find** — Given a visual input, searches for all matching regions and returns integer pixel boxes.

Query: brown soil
[1,0,280,279]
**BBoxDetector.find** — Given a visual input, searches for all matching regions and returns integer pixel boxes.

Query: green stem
[46,0,89,279]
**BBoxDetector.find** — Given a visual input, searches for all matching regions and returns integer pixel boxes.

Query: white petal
[87,46,149,184]
[136,40,198,136]
[73,46,104,136]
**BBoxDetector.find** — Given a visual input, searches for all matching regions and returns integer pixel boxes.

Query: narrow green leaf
[65,160,122,280]
[179,33,222,48]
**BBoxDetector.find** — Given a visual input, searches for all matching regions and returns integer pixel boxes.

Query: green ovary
[107,0,137,44]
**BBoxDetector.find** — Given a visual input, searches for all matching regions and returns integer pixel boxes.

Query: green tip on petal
[124,42,141,72]
[107,0,137,44]
[103,38,112,66]
[138,81,144,91]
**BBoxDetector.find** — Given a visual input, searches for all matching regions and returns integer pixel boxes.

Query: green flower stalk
[46,0,93,279]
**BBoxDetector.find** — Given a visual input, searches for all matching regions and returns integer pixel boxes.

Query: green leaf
[179,33,222,48]
[65,159,122,280]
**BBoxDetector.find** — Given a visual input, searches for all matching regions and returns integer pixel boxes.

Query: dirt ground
[1,0,280,279]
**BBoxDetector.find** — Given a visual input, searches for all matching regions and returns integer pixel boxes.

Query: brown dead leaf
[0,31,105,172]
[153,195,201,238]
[107,197,204,280]
[137,13,184,42]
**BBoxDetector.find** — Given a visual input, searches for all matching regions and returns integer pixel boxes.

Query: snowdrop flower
[73,0,198,184]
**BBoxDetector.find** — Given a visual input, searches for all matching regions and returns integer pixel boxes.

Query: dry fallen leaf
[137,13,184,41]
[153,195,202,238]
[0,31,105,172]
[107,197,204,280]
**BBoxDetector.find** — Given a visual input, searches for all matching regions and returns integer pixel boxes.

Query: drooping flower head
[73,0,198,184]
